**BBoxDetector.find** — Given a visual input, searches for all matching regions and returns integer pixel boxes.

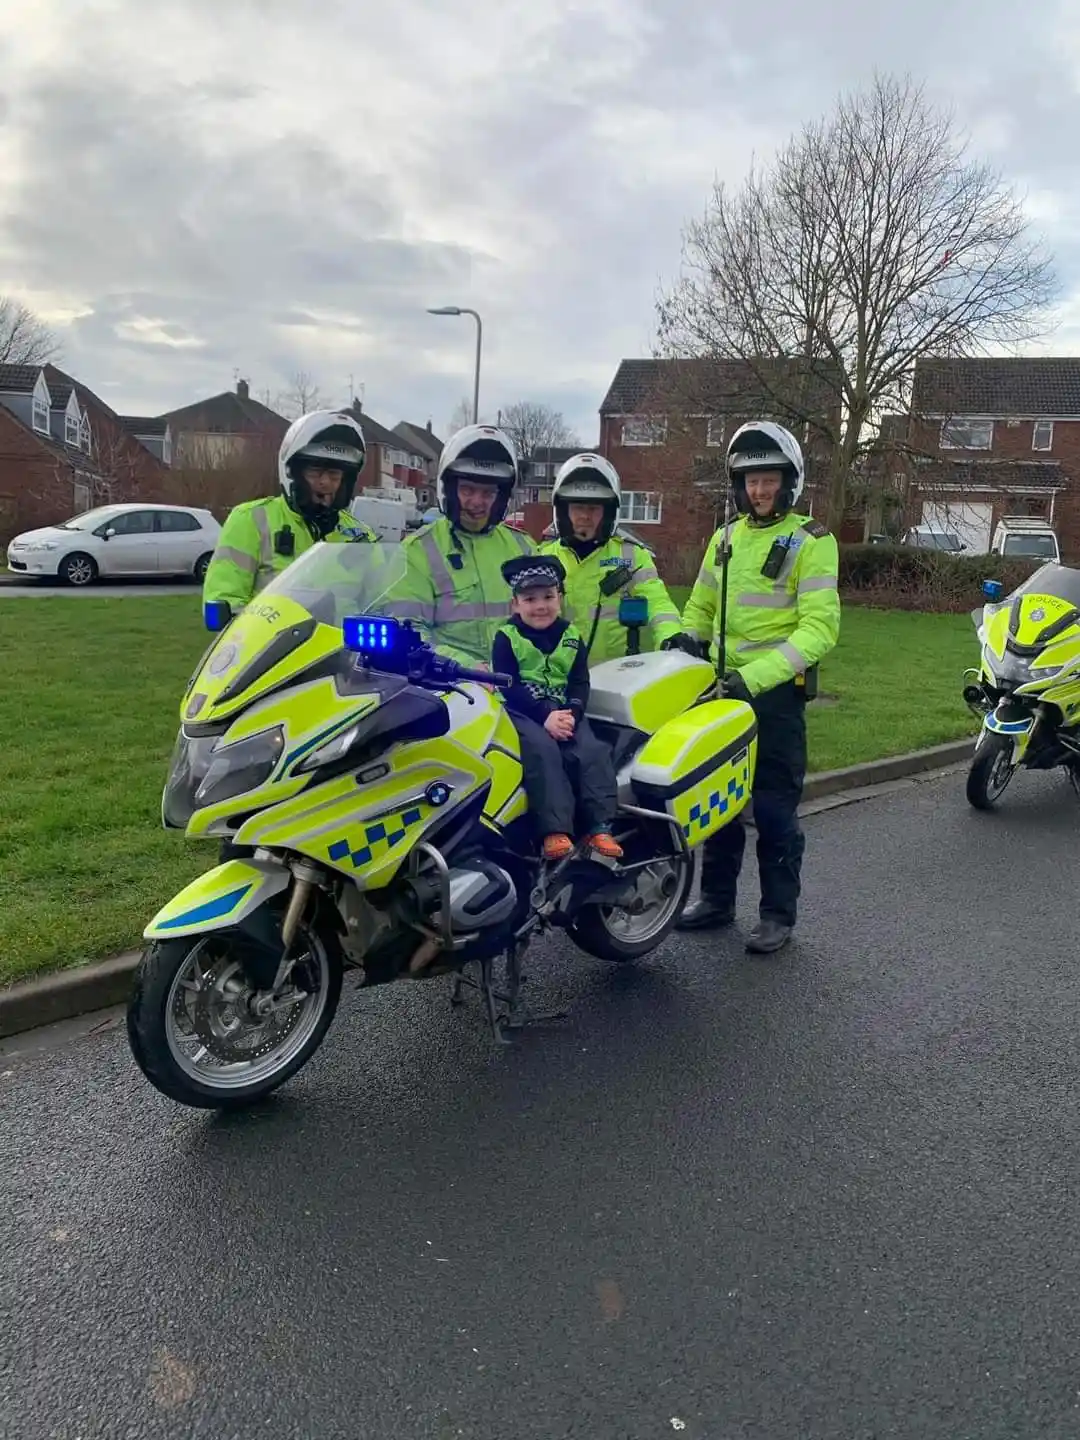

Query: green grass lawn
[0,599,979,987]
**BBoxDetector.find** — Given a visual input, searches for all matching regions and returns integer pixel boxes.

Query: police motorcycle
[126,542,758,1109]
[962,563,1080,809]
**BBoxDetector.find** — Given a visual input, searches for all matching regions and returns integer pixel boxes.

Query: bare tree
[0,296,59,366]
[656,72,1057,531]
[498,401,579,462]
[275,370,324,420]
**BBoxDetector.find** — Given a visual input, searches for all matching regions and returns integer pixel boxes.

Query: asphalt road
[4,769,1080,1440]
[0,578,196,598]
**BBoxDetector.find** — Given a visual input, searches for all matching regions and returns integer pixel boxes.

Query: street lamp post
[427,306,482,424]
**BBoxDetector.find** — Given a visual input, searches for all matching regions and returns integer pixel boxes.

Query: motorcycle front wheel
[966,733,1017,811]
[126,918,343,1109]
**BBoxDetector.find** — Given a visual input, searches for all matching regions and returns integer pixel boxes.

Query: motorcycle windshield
[187,542,411,724]
[1010,563,1080,610]
[257,540,410,626]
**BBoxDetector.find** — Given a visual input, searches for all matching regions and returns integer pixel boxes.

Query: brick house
[882,357,1080,556]
[160,378,289,471]
[119,415,173,466]
[597,358,840,583]
[393,421,443,509]
[0,363,171,545]
[345,404,433,512]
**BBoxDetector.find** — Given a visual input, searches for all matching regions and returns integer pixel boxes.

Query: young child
[492,555,624,863]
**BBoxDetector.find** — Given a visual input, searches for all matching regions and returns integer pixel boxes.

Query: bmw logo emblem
[425,782,452,806]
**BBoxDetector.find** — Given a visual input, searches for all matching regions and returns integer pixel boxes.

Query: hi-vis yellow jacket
[682,511,840,696]
[540,534,682,664]
[395,516,536,668]
[203,495,375,612]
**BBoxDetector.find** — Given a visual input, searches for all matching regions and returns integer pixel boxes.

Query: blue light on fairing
[343,615,398,653]
[203,600,232,632]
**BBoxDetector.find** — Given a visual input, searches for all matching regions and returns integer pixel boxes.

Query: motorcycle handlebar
[450,666,513,688]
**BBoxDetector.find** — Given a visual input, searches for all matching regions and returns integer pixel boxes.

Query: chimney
[236,378,249,399]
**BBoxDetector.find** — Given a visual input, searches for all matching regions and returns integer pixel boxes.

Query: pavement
[0,577,196,597]
[4,768,1080,1439]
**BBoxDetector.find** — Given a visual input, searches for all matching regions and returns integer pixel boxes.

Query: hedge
[839,545,1043,613]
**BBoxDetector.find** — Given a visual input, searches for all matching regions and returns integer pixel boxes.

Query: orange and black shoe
[542,833,574,861]
[588,832,624,860]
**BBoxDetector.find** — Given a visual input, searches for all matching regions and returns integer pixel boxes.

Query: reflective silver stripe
[620,540,637,564]
[443,601,510,621]
[635,565,659,584]
[420,530,455,591]
[215,545,257,573]
[736,639,777,653]
[798,574,838,594]
[651,609,680,627]
[510,528,532,554]
[737,590,795,609]
[777,640,808,673]
[252,505,275,590]
[598,604,622,622]
[392,600,429,620]
[696,569,719,590]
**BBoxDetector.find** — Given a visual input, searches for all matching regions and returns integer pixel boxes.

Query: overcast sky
[1,0,1077,443]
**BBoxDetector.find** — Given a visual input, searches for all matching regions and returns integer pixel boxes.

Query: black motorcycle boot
[745,918,793,954]
[676,898,736,931]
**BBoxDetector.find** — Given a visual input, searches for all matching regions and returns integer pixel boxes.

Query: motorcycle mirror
[203,600,232,632]
[982,579,1004,601]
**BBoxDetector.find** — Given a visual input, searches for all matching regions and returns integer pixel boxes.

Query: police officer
[397,424,535,668]
[202,409,375,615]
[540,453,682,663]
[670,421,840,953]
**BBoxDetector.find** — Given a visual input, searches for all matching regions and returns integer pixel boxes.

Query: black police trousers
[700,680,807,926]
[511,713,617,837]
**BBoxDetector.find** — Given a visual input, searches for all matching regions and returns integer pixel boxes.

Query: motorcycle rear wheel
[569,850,692,963]
[966,733,1016,811]
[127,918,343,1109]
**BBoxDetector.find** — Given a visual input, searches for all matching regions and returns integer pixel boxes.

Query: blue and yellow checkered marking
[683,769,750,837]
[327,806,425,869]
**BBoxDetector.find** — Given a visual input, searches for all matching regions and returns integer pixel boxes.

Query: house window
[939,417,993,450]
[621,416,667,446]
[32,393,49,434]
[72,476,91,512]
[1033,419,1054,452]
[621,490,662,524]
[79,417,92,454]
[531,464,548,480]
[706,416,725,447]
[162,431,172,465]
[65,411,80,447]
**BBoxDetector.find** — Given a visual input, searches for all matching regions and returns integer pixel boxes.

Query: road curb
[0,736,977,1041]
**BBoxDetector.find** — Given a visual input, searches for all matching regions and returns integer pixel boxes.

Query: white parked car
[6,504,221,586]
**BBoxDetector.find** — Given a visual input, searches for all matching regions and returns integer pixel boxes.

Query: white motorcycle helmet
[726,421,805,518]
[551,453,622,543]
[437,424,519,531]
[279,410,368,537]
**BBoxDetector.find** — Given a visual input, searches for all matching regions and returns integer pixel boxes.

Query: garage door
[920,500,993,554]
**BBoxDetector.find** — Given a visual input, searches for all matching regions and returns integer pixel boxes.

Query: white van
[349,494,408,542]
[989,516,1060,563]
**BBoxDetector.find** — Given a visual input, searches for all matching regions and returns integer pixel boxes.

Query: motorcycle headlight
[161,729,221,829]
[194,727,285,809]
[294,722,364,774]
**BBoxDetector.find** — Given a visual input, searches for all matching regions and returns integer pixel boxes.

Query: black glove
[719,671,752,703]
[661,633,707,658]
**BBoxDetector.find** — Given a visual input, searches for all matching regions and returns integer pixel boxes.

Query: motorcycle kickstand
[447,957,514,1045]
[498,941,569,1037]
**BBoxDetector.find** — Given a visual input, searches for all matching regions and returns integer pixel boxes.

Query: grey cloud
[1,0,1077,446]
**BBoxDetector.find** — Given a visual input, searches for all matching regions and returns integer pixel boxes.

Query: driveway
[3,769,1080,1439]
